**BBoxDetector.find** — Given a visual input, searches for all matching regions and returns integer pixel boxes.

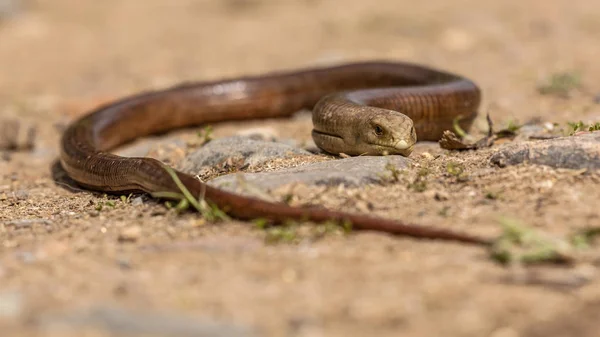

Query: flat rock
[208,155,410,193]
[180,136,311,173]
[490,132,600,170]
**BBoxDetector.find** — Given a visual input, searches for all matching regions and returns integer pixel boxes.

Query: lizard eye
[374,125,384,136]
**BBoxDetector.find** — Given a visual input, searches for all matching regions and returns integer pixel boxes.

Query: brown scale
[60,61,488,245]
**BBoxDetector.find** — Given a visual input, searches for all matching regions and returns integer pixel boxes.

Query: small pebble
[543,122,555,131]
[131,196,144,206]
[13,189,28,200]
[424,190,449,201]
[14,251,36,263]
[118,226,142,242]
[434,191,450,201]
[420,152,435,161]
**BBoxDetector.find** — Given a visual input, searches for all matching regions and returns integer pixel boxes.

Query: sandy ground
[1,0,600,336]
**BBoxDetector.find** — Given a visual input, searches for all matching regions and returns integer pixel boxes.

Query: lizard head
[355,109,416,156]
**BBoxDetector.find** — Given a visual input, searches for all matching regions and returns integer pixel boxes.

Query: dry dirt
[1,0,600,336]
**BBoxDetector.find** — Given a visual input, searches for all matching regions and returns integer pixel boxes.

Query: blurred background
[0,0,598,125]
[1,1,599,336]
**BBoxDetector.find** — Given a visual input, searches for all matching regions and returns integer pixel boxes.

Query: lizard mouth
[394,139,412,150]
[387,144,414,156]
[311,129,343,139]
[378,138,415,156]
[312,129,415,156]
[367,143,414,156]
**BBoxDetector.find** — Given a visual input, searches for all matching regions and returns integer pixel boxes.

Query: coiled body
[60,61,486,244]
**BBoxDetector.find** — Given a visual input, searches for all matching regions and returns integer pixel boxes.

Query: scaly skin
[60,61,487,245]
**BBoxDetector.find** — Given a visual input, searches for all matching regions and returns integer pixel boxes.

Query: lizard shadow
[50,159,89,194]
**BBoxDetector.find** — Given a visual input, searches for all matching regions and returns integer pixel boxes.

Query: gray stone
[208,155,411,193]
[131,196,145,206]
[235,127,306,148]
[180,136,311,173]
[490,132,600,170]
[37,306,256,337]
[234,127,279,142]
[515,123,557,140]
[0,0,21,20]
